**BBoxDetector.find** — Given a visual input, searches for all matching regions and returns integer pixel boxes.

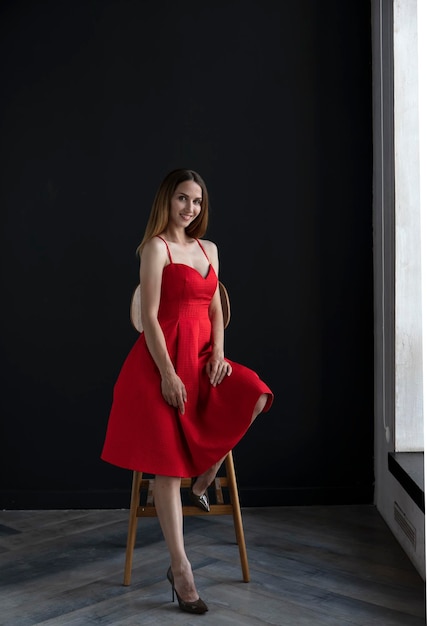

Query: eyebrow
[177,192,202,200]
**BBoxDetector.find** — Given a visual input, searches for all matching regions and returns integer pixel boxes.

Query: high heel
[166,566,208,614]
[189,477,210,512]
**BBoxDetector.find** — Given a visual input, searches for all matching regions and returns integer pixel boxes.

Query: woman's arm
[204,241,233,386]
[139,237,187,414]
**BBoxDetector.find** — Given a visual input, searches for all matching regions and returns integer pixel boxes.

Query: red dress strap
[156,235,173,263]
[195,238,210,262]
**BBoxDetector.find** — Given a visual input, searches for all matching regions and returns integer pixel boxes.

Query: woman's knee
[251,393,268,423]
[154,475,181,492]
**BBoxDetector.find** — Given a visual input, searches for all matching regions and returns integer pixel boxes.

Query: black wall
[0,0,374,508]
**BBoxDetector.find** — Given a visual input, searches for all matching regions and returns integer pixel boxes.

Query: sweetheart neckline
[164,263,213,280]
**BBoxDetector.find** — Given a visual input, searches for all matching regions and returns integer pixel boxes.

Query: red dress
[101,238,273,476]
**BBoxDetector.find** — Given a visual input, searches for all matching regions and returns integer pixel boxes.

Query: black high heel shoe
[189,477,210,512]
[166,566,208,614]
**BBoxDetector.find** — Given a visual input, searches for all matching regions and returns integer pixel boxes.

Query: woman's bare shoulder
[142,235,167,256]
[199,239,218,256]
[140,236,169,271]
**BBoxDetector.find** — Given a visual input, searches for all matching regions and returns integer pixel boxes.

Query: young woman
[101,168,273,614]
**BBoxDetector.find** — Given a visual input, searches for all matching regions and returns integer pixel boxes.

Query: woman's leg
[192,392,269,495]
[154,475,200,602]
[250,392,269,424]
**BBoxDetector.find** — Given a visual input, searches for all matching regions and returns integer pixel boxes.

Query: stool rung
[138,476,230,490]
[136,504,234,517]
[183,504,233,515]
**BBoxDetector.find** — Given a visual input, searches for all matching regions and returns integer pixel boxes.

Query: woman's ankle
[193,465,218,495]
[170,557,192,577]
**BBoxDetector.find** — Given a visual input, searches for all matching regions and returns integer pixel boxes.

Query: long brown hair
[136,169,209,257]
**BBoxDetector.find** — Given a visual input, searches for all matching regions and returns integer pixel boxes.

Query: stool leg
[225,451,250,582]
[123,470,142,586]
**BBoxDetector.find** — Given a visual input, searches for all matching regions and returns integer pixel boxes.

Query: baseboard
[240,486,374,507]
[0,486,374,510]
[0,490,131,510]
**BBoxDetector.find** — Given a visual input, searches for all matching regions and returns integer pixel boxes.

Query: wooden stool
[123,282,250,585]
[123,450,249,585]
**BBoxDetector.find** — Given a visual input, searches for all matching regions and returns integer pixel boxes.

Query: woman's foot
[191,459,224,496]
[167,566,208,613]
[189,478,210,512]
[168,562,206,607]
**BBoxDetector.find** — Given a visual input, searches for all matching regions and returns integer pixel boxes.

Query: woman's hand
[206,354,232,387]
[161,372,187,414]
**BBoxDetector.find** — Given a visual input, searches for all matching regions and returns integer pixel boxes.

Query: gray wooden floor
[0,505,425,625]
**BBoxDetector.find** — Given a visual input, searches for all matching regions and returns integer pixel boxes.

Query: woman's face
[169,180,203,228]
